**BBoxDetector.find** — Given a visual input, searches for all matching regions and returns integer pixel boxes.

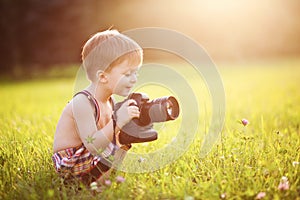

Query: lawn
[0,59,299,199]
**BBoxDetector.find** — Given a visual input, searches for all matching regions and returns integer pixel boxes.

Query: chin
[114,87,132,97]
[115,91,130,97]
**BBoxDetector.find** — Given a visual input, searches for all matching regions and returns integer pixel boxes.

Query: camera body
[114,93,180,145]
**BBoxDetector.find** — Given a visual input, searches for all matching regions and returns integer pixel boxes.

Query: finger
[132,109,140,115]
[129,107,140,116]
[129,105,139,111]
[131,112,140,118]
[128,106,140,114]
[127,99,137,106]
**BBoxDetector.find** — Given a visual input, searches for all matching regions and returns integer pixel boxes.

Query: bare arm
[72,94,139,155]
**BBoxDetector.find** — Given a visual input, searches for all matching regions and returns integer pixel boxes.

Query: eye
[124,70,139,77]
[124,72,131,77]
[133,71,139,77]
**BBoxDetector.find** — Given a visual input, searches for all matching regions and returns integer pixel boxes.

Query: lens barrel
[139,96,180,125]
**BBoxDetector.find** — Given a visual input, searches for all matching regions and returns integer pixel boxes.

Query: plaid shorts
[52,144,114,184]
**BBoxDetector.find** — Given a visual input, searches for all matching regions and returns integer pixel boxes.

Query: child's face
[106,59,140,97]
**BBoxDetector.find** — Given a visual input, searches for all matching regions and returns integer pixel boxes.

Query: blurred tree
[0,0,22,74]
[0,0,101,75]
[0,0,299,76]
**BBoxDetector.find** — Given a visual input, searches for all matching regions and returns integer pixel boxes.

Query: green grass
[1,59,300,199]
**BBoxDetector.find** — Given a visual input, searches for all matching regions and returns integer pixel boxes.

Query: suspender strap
[73,90,117,147]
[111,118,117,155]
[73,90,100,124]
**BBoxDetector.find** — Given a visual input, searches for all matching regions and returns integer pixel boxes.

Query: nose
[130,73,137,83]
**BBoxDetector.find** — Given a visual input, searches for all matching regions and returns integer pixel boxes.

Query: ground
[0,59,299,199]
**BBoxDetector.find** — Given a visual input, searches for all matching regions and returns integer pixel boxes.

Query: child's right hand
[115,99,140,129]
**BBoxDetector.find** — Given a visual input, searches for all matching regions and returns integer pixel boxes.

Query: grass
[0,59,300,199]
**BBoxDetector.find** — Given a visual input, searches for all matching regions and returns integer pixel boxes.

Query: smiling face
[105,59,140,97]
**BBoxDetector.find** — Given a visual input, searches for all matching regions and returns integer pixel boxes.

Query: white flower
[90,182,98,190]
[220,193,226,199]
[184,195,194,200]
[138,157,146,163]
[281,176,288,183]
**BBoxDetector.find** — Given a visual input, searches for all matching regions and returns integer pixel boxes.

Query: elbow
[84,143,98,156]
[82,130,113,155]
[84,142,107,156]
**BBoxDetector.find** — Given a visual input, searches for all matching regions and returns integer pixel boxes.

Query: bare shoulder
[58,93,91,118]
[70,92,99,147]
[53,93,95,152]
[71,92,94,107]
[71,93,95,116]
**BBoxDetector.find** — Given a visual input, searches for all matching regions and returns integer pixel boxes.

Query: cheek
[115,76,129,87]
[109,76,125,90]
[109,74,122,86]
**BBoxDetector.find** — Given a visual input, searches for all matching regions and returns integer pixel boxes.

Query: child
[52,29,143,186]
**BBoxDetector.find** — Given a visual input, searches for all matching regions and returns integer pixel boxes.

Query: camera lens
[145,96,179,124]
[165,96,179,120]
[166,101,172,116]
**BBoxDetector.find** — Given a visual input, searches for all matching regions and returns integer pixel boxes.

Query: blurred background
[1,0,300,78]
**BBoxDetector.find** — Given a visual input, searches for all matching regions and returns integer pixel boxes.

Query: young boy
[52,30,143,185]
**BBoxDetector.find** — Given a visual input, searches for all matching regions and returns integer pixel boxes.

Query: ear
[96,70,108,83]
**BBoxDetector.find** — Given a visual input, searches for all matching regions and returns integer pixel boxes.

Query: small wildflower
[278,176,289,191]
[278,182,289,191]
[292,161,300,167]
[141,142,149,146]
[104,179,111,186]
[241,118,249,126]
[138,157,146,163]
[281,176,288,182]
[171,137,177,143]
[220,193,226,199]
[184,195,194,200]
[90,182,98,190]
[116,176,125,183]
[255,192,266,199]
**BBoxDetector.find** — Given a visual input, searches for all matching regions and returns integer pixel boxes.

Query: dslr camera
[114,93,180,145]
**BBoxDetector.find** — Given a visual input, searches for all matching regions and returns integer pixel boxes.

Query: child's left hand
[115,99,140,129]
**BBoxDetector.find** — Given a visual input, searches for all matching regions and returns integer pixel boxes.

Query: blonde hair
[82,30,143,82]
